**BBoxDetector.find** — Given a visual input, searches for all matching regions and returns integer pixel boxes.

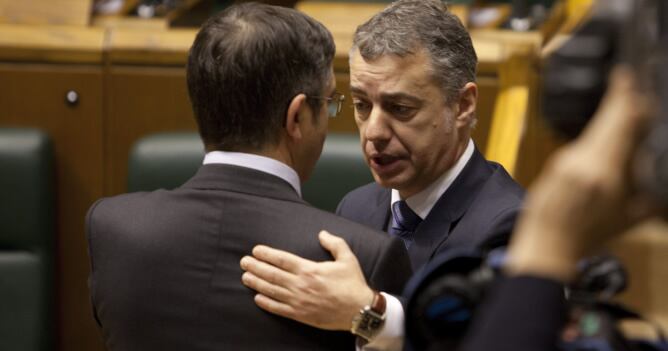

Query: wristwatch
[350,290,386,341]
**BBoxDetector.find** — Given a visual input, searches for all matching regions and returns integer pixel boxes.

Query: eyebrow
[350,85,425,108]
[350,86,367,97]
[380,92,423,105]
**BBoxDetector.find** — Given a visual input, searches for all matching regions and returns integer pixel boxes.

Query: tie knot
[391,201,422,232]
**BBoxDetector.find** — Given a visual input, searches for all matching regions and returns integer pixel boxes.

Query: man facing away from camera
[85,3,411,350]
[240,0,525,349]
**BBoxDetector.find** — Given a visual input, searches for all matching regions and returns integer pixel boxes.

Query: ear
[454,82,478,128]
[285,93,308,141]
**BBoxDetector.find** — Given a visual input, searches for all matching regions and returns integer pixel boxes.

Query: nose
[363,107,392,146]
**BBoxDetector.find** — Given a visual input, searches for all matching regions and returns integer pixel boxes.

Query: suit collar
[408,147,494,270]
[203,151,301,196]
[181,164,306,205]
[392,139,475,219]
[363,184,392,231]
[422,147,492,223]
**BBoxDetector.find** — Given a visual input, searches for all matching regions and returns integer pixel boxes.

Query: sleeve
[335,192,349,216]
[458,276,566,351]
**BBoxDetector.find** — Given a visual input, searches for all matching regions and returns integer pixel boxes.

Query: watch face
[352,308,385,341]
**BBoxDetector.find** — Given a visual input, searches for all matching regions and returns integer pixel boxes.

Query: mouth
[368,153,404,175]
[371,154,399,166]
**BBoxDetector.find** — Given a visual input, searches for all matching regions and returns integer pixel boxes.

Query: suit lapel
[409,148,493,270]
[366,185,392,232]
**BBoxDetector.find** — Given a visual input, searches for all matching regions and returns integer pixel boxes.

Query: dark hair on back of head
[187,3,335,151]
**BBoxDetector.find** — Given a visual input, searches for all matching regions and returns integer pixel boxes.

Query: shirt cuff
[357,292,404,351]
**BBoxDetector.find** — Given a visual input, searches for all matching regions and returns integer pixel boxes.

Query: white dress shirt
[361,139,475,351]
[203,151,301,196]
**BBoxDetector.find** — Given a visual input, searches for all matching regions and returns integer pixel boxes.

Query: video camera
[542,0,668,205]
[404,248,668,351]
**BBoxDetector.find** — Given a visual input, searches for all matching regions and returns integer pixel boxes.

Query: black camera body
[403,248,500,351]
[404,249,668,351]
[542,0,668,205]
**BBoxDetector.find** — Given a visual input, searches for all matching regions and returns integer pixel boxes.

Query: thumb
[319,230,354,261]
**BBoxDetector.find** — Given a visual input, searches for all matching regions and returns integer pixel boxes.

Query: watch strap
[350,290,387,341]
[370,291,386,315]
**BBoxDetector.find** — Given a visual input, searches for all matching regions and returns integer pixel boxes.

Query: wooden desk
[0,24,104,63]
[0,0,92,26]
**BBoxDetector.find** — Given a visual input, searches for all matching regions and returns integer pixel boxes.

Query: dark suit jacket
[336,148,524,271]
[86,164,412,351]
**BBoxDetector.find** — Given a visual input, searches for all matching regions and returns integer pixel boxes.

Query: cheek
[406,127,448,162]
[355,121,367,140]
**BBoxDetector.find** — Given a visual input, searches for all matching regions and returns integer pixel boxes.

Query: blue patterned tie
[389,201,422,249]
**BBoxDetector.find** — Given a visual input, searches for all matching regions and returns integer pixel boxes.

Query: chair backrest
[0,127,55,351]
[127,132,205,193]
[302,133,373,212]
[127,132,373,212]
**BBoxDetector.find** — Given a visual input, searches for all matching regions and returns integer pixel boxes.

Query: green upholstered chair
[127,132,373,212]
[127,132,205,193]
[0,128,55,351]
[302,133,373,212]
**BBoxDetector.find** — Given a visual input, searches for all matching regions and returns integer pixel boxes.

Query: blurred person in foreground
[458,66,655,351]
[85,3,411,350]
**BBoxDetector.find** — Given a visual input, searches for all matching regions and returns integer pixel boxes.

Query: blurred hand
[240,230,374,331]
[507,66,654,282]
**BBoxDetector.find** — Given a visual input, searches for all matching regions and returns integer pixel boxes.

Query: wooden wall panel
[513,67,565,188]
[607,221,668,333]
[0,63,105,351]
[105,65,197,196]
[472,75,499,153]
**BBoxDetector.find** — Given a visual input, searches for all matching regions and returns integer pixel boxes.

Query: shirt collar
[391,139,475,219]
[203,151,301,196]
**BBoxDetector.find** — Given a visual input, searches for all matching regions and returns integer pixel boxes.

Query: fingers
[251,245,312,273]
[253,293,298,320]
[318,231,354,261]
[241,270,293,303]
[584,66,651,162]
[240,255,295,286]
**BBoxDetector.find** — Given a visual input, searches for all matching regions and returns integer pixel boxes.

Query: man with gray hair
[240,0,524,349]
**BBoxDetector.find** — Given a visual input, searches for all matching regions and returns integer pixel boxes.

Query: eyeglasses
[307,92,345,118]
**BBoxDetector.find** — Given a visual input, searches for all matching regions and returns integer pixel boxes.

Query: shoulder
[486,161,525,198]
[449,161,525,250]
[86,189,185,247]
[336,182,385,215]
[87,191,157,226]
[302,207,411,293]
[298,202,388,247]
[295,203,399,258]
[475,161,525,216]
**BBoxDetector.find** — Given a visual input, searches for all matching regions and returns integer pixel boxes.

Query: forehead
[349,49,437,97]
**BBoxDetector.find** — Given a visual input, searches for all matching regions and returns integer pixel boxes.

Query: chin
[372,173,404,190]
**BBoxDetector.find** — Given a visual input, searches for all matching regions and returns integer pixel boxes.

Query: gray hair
[351,0,477,104]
